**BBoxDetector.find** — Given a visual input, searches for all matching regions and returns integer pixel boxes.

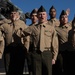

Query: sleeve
[23,26,33,36]
[0,31,5,59]
[23,26,33,51]
[52,27,59,60]
[23,36,30,51]
[0,25,4,32]
[22,26,32,51]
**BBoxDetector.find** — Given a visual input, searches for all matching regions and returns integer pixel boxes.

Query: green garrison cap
[59,10,67,19]
[38,5,46,13]
[49,5,56,12]
[30,8,38,16]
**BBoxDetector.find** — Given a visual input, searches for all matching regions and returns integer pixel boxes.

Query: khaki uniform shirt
[0,30,4,59]
[56,23,72,51]
[56,23,72,44]
[0,19,11,25]
[24,21,58,60]
[0,19,29,50]
[29,22,38,26]
[48,18,60,27]
[29,23,38,49]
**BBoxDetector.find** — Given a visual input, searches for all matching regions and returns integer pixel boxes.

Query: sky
[11,0,75,25]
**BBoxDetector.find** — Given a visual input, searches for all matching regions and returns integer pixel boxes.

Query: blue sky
[11,0,75,25]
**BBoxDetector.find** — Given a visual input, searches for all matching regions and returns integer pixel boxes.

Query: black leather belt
[33,47,51,51]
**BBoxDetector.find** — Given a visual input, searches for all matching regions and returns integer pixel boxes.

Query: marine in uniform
[48,6,60,75]
[55,10,72,75]
[23,5,58,75]
[67,16,75,75]
[0,6,28,75]
[28,8,38,75]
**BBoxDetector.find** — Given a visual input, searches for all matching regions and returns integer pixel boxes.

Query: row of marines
[0,5,75,75]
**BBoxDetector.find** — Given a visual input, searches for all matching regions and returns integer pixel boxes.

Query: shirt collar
[38,21,48,27]
[50,18,57,22]
[61,24,69,28]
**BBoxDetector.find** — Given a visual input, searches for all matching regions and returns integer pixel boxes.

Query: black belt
[33,47,51,51]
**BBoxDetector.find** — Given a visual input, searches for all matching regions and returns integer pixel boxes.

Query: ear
[66,8,70,16]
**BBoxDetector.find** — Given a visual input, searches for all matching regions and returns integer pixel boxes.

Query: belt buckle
[45,47,50,51]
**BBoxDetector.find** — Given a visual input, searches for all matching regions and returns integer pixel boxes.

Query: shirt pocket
[44,30,52,37]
